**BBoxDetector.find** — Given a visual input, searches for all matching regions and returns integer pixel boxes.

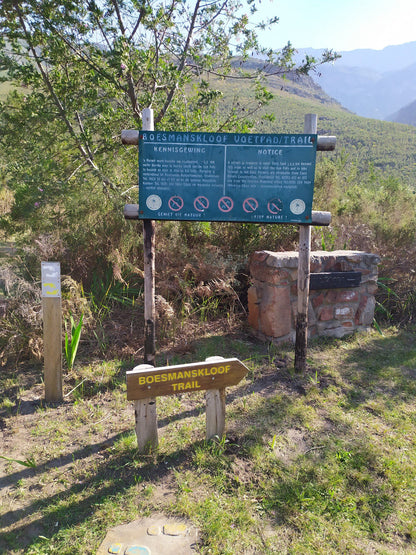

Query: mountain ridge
[295,42,416,122]
[388,98,416,126]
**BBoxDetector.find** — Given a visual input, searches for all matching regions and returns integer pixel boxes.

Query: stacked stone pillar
[248,250,380,343]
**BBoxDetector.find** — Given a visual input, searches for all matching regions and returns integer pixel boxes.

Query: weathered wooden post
[205,357,227,439]
[142,108,156,366]
[294,114,317,373]
[132,364,159,452]
[41,262,63,402]
[129,108,159,452]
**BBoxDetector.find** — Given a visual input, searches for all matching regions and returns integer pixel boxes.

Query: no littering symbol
[218,196,234,212]
[168,196,184,211]
[194,196,209,212]
[243,197,258,213]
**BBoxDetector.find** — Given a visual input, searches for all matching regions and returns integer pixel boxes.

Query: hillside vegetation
[1,54,416,363]
[223,66,416,184]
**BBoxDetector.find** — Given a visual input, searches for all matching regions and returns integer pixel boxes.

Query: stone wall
[248,250,380,343]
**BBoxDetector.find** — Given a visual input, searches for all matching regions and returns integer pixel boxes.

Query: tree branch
[129,2,148,42]
[111,0,126,35]
[155,0,202,123]
[110,0,142,121]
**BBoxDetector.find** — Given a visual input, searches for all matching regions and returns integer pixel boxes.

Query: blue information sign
[138,131,317,223]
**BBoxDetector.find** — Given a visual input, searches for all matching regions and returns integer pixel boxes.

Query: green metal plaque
[138,131,317,223]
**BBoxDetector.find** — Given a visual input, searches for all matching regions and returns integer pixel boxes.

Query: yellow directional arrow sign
[126,358,249,400]
[41,262,61,298]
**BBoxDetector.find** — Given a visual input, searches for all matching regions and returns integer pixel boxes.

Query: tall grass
[64,313,83,370]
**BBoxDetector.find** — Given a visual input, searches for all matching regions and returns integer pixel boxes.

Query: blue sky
[253,0,416,52]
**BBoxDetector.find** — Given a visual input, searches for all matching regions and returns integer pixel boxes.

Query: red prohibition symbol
[168,195,184,211]
[218,196,234,212]
[243,197,258,213]
[267,198,283,214]
[194,196,209,212]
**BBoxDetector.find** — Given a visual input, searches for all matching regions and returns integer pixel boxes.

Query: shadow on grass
[0,360,132,420]
[0,431,190,552]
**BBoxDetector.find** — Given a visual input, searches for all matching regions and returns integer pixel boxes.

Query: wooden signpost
[141,107,156,366]
[127,357,248,400]
[294,114,316,373]
[122,112,335,448]
[127,357,248,452]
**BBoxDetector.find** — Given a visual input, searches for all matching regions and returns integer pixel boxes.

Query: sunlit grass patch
[2,327,416,553]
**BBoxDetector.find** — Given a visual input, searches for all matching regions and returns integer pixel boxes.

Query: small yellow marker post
[41,262,62,402]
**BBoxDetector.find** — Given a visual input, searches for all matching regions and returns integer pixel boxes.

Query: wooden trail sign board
[138,131,317,224]
[127,358,248,401]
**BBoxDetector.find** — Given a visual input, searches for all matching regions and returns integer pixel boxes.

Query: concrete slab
[96,515,199,555]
